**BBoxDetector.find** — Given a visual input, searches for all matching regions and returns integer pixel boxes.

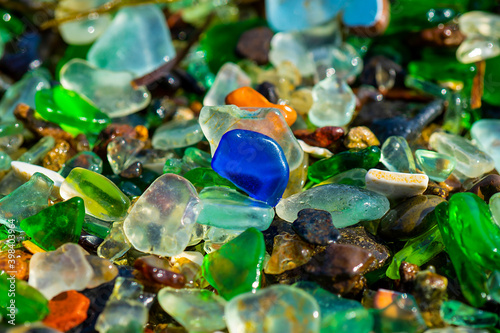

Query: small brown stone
[414,268,448,328]
[304,243,375,280]
[468,174,500,203]
[42,139,75,171]
[134,255,186,289]
[293,126,344,148]
[419,23,465,47]
[70,134,90,152]
[337,226,390,271]
[424,181,449,199]
[14,103,73,141]
[264,232,315,275]
[344,126,380,149]
[236,27,274,65]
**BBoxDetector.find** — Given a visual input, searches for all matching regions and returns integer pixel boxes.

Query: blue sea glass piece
[265,0,345,32]
[211,129,289,207]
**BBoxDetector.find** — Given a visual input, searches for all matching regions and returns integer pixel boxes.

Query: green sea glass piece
[415,149,456,182]
[183,167,239,190]
[488,270,500,303]
[202,227,265,300]
[18,136,55,164]
[0,151,12,171]
[0,274,49,324]
[441,300,498,328]
[0,173,53,231]
[35,86,110,134]
[315,168,367,188]
[386,224,444,280]
[20,197,85,251]
[308,146,380,183]
[158,287,227,332]
[83,215,111,239]
[380,136,416,173]
[197,187,275,230]
[435,200,489,307]
[60,167,131,221]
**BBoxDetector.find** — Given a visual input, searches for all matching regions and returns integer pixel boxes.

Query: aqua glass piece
[196,187,275,230]
[0,151,11,171]
[441,300,498,328]
[60,58,151,118]
[0,173,53,231]
[59,151,103,177]
[415,149,456,182]
[0,68,51,122]
[87,4,176,77]
[17,136,55,165]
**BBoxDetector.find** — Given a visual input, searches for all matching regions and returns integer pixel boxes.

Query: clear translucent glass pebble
[123,173,201,256]
[203,63,251,106]
[471,119,500,173]
[459,11,500,39]
[415,149,456,182]
[225,284,321,333]
[28,243,94,300]
[429,132,494,178]
[60,59,151,117]
[152,118,204,150]
[158,287,227,332]
[268,32,316,77]
[456,37,500,63]
[308,75,356,127]
[381,136,416,173]
[87,4,176,77]
[55,0,112,45]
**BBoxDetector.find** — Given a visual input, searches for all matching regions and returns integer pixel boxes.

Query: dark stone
[173,68,206,95]
[236,27,273,65]
[378,195,445,241]
[337,226,390,271]
[256,81,279,104]
[304,243,375,280]
[120,161,143,179]
[14,103,74,141]
[292,209,340,245]
[369,100,445,143]
[78,231,104,254]
[93,124,139,160]
[413,269,448,327]
[468,174,500,203]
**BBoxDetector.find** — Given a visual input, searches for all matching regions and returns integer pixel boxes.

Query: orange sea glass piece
[43,290,90,331]
[0,249,31,280]
[225,86,297,126]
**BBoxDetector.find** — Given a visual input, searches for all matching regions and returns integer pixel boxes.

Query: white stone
[365,168,429,201]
